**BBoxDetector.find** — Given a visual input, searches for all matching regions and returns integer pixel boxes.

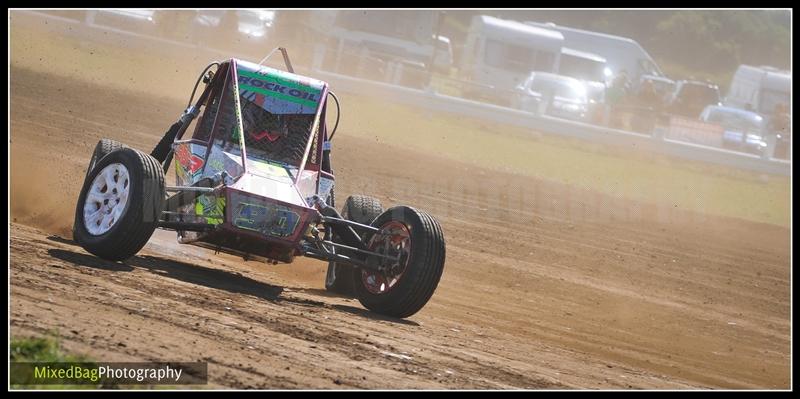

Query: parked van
[460,15,564,106]
[724,65,791,117]
[559,48,607,82]
[525,21,665,89]
[558,47,607,102]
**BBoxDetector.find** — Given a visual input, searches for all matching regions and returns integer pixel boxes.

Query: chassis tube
[151,66,216,170]
[317,202,368,250]
[324,240,399,263]
[320,216,379,233]
[302,247,382,272]
[156,105,200,171]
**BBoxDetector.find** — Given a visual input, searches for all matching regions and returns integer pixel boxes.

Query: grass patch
[10,334,100,390]
[338,94,790,226]
[10,334,186,390]
[11,334,92,363]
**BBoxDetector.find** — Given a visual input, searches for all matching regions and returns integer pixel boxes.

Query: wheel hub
[361,220,411,295]
[83,163,130,236]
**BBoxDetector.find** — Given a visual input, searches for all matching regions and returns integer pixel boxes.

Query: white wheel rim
[83,163,131,236]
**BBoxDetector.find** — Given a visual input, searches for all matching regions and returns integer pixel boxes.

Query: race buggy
[72,49,446,318]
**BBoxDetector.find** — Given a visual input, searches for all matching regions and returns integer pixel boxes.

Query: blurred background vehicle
[722,65,790,159]
[459,15,563,106]
[558,47,607,85]
[525,21,667,91]
[639,74,676,105]
[667,80,722,118]
[557,48,607,123]
[193,10,275,55]
[724,65,791,118]
[513,71,589,122]
[700,105,767,155]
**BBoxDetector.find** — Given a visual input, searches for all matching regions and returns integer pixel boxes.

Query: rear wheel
[73,147,166,261]
[325,195,383,296]
[353,206,446,318]
[85,139,126,178]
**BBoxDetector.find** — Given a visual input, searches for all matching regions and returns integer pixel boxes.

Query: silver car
[513,71,589,121]
[700,105,767,155]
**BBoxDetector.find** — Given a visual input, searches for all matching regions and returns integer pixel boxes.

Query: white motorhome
[559,48,607,83]
[526,21,665,88]
[460,15,564,105]
[724,65,791,117]
[558,47,607,103]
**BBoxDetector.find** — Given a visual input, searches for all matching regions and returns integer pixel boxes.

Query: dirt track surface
[10,15,791,389]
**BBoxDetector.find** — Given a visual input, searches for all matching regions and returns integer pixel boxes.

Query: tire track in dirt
[11,225,564,388]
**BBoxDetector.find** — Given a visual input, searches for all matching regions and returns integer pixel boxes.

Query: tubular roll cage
[150,48,397,271]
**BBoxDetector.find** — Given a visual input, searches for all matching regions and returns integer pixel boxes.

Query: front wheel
[73,147,166,261]
[353,206,446,318]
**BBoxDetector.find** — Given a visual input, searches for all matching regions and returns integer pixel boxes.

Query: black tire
[353,206,446,318]
[85,139,126,179]
[341,195,383,237]
[325,195,383,296]
[73,147,166,261]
